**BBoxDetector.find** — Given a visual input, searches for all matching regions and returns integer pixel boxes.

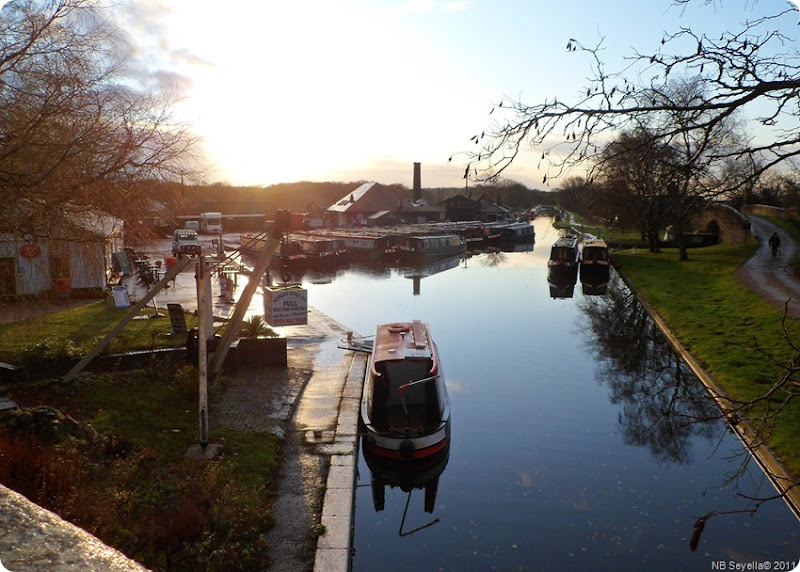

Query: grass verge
[613,242,800,478]
[1,366,281,572]
[0,301,198,365]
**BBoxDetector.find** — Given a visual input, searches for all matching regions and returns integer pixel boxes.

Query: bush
[19,337,81,366]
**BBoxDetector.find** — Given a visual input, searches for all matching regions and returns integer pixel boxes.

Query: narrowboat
[399,234,467,261]
[496,222,536,242]
[361,320,451,460]
[580,237,610,295]
[580,237,610,267]
[239,232,268,255]
[548,234,580,268]
[290,234,338,261]
[240,233,306,267]
[336,233,396,257]
[548,234,579,298]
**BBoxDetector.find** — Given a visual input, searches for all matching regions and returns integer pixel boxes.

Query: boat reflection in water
[547,234,579,298]
[362,438,450,536]
[402,254,465,296]
[579,237,611,296]
[548,266,578,298]
[580,269,610,296]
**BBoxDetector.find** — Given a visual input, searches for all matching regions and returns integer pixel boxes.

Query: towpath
[736,216,800,319]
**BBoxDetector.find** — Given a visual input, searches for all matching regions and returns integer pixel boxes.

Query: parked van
[185,220,200,231]
[200,212,222,234]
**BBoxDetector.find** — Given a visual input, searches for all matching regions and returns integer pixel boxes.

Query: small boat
[548,235,579,269]
[361,320,451,460]
[290,234,338,261]
[399,234,467,261]
[548,234,579,298]
[309,231,397,259]
[580,237,610,268]
[579,237,611,295]
[495,221,536,242]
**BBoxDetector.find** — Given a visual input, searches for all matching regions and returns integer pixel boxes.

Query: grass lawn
[0,304,283,571]
[0,301,198,365]
[613,243,800,477]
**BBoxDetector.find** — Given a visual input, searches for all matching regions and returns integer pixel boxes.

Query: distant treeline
[178,180,559,215]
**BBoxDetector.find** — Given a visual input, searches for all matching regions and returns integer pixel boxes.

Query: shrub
[19,337,81,366]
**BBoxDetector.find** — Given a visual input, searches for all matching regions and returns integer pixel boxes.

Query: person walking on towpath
[769,231,781,258]
[737,217,800,320]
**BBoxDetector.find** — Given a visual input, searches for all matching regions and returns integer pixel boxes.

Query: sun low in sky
[6,0,800,189]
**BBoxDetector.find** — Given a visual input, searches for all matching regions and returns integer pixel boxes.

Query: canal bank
[0,265,366,571]
[612,214,800,522]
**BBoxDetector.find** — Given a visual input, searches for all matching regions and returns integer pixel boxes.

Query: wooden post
[61,256,192,383]
[207,211,291,382]
[196,255,209,447]
[208,234,280,381]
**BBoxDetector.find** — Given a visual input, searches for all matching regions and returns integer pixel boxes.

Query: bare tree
[596,129,680,252]
[468,1,799,201]
[0,0,199,241]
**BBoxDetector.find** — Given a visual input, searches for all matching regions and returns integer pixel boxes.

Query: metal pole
[196,255,209,447]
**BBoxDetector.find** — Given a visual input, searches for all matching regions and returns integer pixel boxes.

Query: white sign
[111,286,131,309]
[264,286,308,326]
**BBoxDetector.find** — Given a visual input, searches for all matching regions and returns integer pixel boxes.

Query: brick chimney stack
[413,162,421,202]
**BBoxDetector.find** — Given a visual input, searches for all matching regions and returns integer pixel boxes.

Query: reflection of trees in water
[577,272,719,464]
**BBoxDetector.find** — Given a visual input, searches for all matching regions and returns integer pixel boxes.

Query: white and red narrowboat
[579,237,611,295]
[361,320,451,461]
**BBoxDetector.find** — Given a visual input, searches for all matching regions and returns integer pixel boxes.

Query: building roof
[327,182,404,214]
[441,194,480,208]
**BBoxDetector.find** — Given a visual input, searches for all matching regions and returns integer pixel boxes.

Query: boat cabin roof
[582,237,608,249]
[552,235,578,250]
[372,320,433,364]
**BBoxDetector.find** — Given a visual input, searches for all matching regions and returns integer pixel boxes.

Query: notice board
[264,285,308,326]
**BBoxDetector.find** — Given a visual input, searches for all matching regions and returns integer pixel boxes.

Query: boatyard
[2,215,800,572]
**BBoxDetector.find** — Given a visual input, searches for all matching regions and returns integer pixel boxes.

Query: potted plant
[235,315,287,366]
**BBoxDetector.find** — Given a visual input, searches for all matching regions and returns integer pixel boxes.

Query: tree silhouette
[0,0,199,241]
[468,2,799,193]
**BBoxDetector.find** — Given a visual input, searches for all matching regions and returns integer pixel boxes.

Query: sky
[7,0,800,189]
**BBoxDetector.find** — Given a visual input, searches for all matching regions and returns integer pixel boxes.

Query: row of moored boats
[547,234,611,297]
[240,220,535,266]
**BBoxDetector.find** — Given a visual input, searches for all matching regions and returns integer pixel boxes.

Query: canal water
[296,217,799,571]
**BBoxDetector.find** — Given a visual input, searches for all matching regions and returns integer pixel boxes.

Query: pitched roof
[327,182,405,213]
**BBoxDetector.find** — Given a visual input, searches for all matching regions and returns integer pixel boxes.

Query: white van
[200,212,222,234]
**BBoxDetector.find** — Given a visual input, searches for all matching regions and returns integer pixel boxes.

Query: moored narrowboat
[580,237,610,295]
[361,320,451,460]
[548,235,580,268]
[399,234,467,261]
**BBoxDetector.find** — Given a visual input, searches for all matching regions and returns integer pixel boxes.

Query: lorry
[200,212,223,234]
[172,229,202,257]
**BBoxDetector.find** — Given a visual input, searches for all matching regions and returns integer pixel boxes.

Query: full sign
[264,285,308,326]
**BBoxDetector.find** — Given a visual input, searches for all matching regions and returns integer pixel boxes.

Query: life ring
[387,324,411,334]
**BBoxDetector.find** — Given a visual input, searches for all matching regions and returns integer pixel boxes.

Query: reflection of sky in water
[301,219,800,571]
